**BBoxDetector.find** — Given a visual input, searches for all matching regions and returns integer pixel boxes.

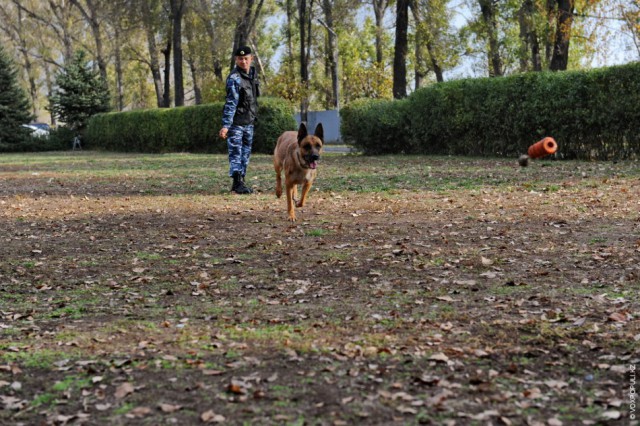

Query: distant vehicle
[22,123,50,138]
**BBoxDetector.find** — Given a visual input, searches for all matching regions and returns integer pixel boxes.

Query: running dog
[273,123,324,221]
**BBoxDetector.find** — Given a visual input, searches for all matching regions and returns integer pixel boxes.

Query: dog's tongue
[309,161,317,169]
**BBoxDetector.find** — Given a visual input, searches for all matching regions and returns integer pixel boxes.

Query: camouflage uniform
[221,65,259,178]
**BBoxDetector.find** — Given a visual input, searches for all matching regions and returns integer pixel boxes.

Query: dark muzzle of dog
[307,153,320,169]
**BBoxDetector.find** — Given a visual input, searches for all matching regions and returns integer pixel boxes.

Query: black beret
[235,46,252,56]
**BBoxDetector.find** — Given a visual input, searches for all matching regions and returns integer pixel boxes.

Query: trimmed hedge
[85,97,297,154]
[341,62,640,160]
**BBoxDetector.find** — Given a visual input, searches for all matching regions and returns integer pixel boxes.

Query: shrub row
[85,97,297,154]
[341,62,640,160]
[0,126,74,153]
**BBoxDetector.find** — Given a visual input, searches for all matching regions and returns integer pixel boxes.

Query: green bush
[340,98,410,155]
[85,97,297,154]
[342,62,640,160]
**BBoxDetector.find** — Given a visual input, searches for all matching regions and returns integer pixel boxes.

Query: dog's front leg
[286,183,296,221]
[297,181,312,208]
[275,168,282,198]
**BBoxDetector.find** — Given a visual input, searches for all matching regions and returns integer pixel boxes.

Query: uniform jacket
[222,66,260,127]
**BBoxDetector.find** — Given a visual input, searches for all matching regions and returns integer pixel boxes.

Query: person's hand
[219,128,228,139]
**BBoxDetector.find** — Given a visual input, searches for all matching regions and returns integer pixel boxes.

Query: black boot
[231,171,252,194]
[241,174,253,193]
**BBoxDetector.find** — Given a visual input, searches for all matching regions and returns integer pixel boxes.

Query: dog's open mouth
[308,161,318,169]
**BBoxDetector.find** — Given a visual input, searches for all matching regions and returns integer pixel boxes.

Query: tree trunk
[170,0,185,106]
[43,63,56,125]
[478,0,503,77]
[549,0,574,71]
[285,0,295,67]
[321,0,339,110]
[393,0,409,99]
[114,25,124,111]
[184,17,202,105]
[545,0,556,66]
[426,41,444,83]
[298,0,310,122]
[372,0,388,65]
[162,38,172,108]
[140,0,164,108]
[518,0,542,72]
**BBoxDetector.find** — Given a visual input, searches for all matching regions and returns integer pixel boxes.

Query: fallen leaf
[429,352,449,363]
[201,410,226,423]
[396,405,418,414]
[608,312,629,322]
[523,387,542,399]
[114,382,135,399]
[126,406,151,418]
[159,403,182,413]
[601,410,621,420]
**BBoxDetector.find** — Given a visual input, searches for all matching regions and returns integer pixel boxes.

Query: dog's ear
[297,123,308,144]
[313,123,324,143]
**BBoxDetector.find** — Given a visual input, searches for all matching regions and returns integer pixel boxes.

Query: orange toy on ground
[527,137,557,159]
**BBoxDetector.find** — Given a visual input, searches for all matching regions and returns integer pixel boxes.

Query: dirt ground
[0,153,638,425]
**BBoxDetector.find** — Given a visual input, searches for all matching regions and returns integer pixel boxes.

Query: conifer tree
[0,44,33,145]
[49,50,110,131]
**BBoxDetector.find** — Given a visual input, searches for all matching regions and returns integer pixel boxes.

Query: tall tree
[0,43,33,145]
[392,0,409,98]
